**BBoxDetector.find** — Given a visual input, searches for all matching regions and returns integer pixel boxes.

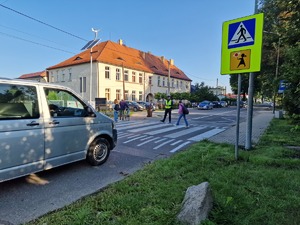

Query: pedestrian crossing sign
[221,13,264,75]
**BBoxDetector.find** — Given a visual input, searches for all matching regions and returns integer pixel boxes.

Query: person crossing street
[160,95,173,123]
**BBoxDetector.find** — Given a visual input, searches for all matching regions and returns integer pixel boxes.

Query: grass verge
[27,118,300,225]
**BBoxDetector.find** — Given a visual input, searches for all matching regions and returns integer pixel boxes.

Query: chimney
[118,39,123,46]
[142,52,146,59]
[170,59,174,65]
[161,56,165,62]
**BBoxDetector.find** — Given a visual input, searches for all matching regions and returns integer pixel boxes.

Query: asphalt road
[0,107,246,225]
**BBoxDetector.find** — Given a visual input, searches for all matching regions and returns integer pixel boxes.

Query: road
[0,107,246,225]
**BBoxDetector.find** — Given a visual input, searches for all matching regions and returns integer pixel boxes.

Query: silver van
[0,78,117,182]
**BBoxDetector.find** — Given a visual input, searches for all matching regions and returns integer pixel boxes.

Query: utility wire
[0,3,88,42]
[0,31,76,54]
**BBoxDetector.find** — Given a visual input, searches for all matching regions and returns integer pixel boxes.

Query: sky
[0,0,256,93]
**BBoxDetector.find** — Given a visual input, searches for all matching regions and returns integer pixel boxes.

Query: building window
[158,76,161,86]
[61,73,65,82]
[172,78,174,88]
[105,88,110,101]
[116,89,121,100]
[68,68,72,81]
[80,77,86,93]
[116,68,120,81]
[124,70,129,81]
[162,77,165,87]
[139,91,143,101]
[180,81,183,89]
[149,76,152,85]
[105,66,110,79]
[132,90,136,101]
[186,82,189,89]
[124,90,129,100]
[56,71,59,82]
[139,73,143,84]
[51,76,54,82]
[177,80,179,88]
[132,72,136,83]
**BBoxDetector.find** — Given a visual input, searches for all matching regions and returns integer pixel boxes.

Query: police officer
[160,95,173,123]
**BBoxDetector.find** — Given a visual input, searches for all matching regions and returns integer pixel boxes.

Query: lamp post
[263,30,280,114]
[90,28,100,105]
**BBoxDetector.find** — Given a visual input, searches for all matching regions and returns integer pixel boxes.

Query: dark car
[125,100,144,112]
[137,101,156,111]
[197,100,213,110]
[212,101,222,108]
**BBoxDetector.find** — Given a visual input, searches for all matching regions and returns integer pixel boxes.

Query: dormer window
[74,57,82,61]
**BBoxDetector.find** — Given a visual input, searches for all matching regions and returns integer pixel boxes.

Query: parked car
[220,101,228,107]
[197,100,213,110]
[137,101,156,111]
[125,100,144,111]
[0,78,117,182]
[212,101,222,108]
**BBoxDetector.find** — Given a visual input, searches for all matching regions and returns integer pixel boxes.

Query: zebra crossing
[116,120,227,153]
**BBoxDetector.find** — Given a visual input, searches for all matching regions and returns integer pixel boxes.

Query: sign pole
[245,0,259,150]
[235,74,242,160]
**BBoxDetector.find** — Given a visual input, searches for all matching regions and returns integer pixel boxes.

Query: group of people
[160,95,189,128]
[112,96,189,128]
[112,99,129,122]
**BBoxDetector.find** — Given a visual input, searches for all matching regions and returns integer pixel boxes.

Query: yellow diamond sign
[221,13,264,75]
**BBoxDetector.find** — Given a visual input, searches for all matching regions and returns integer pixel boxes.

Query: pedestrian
[175,100,189,128]
[160,95,173,123]
[119,99,129,121]
[112,99,119,122]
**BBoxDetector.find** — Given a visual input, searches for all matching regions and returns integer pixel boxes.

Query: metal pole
[122,63,125,100]
[235,74,242,160]
[245,0,258,150]
[168,60,171,95]
[273,38,280,113]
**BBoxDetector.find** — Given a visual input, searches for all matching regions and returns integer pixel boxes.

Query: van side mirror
[86,107,96,117]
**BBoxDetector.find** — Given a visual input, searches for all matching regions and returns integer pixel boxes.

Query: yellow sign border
[220,13,264,75]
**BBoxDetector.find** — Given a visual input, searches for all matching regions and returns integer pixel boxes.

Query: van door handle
[27,121,40,126]
[49,120,60,125]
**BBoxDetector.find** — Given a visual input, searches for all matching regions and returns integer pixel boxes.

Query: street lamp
[90,28,100,105]
[263,30,281,114]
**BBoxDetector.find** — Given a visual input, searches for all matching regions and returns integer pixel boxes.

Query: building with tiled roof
[19,71,47,82]
[46,40,192,104]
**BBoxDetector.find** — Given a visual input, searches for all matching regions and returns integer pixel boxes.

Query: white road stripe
[164,126,207,138]
[128,123,167,132]
[140,136,155,141]
[137,137,160,146]
[117,122,158,131]
[170,141,191,153]
[153,139,174,149]
[154,138,167,143]
[188,128,225,141]
[123,135,147,143]
[144,125,180,135]
[171,140,183,145]
[118,133,140,139]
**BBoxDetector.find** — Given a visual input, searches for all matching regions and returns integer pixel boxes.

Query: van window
[44,88,89,117]
[0,84,39,119]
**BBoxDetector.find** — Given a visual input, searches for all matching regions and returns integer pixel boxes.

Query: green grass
[27,118,300,225]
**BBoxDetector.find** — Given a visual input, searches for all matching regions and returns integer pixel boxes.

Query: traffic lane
[0,146,153,225]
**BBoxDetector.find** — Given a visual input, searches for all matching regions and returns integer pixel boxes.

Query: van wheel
[86,138,110,166]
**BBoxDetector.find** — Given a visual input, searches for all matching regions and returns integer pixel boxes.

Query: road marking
[164,126,206,138]
[117,122,158,131]
[170,141,191,153]
[123,135,147,143]
[137,137,160,146]
[128,123,167,132]
[171,140,183,145]
[140,136,155,141]
[144,125,181,135]
[118,133,140,139]
[153,139,174,149]
[154,138,167,143]
[188,128,225,141]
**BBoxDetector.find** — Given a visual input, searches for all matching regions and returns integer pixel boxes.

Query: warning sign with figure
[228,18,255,49]
[230,50,251,70]
[221,13,264,75]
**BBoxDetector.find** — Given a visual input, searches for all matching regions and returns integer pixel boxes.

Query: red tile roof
[19,71,47,79]
[47,41,192,82]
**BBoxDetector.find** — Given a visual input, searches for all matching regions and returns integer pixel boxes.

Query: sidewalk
[208,109,274,146]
